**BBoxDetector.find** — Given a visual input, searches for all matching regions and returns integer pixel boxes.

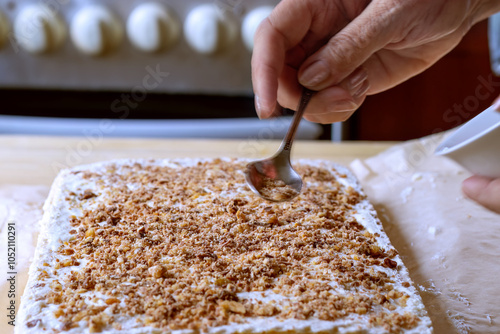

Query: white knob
[70,5,123,56]
[127,3,180,53]
[14,4,66,54]
[0,10,9,49]
[184,4,237,55]
[242,6,273,51]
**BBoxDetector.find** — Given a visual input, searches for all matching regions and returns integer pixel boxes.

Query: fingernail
[351,80,370,101]
[255,95,275,119]
[255,95,264,119]
[348,67,368,90]
[299,60,329,87]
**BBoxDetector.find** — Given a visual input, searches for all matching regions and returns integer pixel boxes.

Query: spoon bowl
[245,88,314,202]
[245,152,303,202]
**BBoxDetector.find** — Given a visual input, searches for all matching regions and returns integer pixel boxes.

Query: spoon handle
[281,88,315,152]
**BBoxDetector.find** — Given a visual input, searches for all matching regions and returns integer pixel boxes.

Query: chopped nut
[236,209,246,222]
[62,259,73,267]
[105,298,120,305]
[85,228,95,238]
[219,301,246,314]
[254,304,276,316]
[148,265,166,278]
[267,215,279,226]
[89,315,104,333]
[137,226,146,236]
[63,248,75,255]
[356,307,367,315]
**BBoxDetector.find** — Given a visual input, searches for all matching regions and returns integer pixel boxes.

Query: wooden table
[0,135,395,186]
[6,134,500,334]
[0,135,395,334]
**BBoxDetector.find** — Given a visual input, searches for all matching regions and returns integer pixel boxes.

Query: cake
[16,158,432,333]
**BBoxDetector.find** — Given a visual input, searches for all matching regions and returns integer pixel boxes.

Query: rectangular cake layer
[17,158,432,333]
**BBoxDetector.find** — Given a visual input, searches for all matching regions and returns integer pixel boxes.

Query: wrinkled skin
[252,0,499,123]
[251,0,500,213]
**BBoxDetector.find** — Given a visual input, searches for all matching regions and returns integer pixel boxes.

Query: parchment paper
[0,185,48,334]
[350,133,500,334]
[1,134,499,334]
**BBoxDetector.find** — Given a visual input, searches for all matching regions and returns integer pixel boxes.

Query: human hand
[252,0,500,123]
[462,176,500,214]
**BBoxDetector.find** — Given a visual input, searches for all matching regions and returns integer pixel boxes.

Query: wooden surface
[0,135,393,334]
[0,135,395,185]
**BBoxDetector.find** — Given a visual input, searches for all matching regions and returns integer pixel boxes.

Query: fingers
[276,66,369,124]
[251,0,315,119]
[462,176,500,214]
[252,0,478,124]
[298,1,401,90]
[303,82,368,123]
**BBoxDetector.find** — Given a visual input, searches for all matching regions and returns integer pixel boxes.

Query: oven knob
[0,10,8,48]
[184,4,237,55]
[127,3,180,53]
[13,4,66,54]
[70,5,123,56]
[242,6,273,51]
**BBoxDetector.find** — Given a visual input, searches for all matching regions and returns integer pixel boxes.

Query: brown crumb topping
[36,159,421,333]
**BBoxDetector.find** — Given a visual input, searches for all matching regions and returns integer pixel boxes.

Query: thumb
[462,176,500,214]
[298,2,399,90]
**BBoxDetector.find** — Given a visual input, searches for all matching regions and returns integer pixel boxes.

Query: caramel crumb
[79,189,97,200]
[105,298,120,305]
[384,258,398,269]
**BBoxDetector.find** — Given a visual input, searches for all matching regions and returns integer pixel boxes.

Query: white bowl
[435,104,500,178]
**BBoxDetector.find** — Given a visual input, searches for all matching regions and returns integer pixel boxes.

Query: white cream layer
[16,158,432,334]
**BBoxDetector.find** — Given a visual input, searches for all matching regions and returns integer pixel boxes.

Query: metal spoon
[245,88,315,202]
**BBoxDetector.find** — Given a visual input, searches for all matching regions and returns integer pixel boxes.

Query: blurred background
[0,0,499,141]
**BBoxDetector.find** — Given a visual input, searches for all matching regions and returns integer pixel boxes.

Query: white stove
[0,0,332,140]
[0,0,278,94]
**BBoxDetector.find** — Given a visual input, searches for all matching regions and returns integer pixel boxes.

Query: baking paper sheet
[0,185,48,334]
[349,133,500,334]
[1,133,499,334]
